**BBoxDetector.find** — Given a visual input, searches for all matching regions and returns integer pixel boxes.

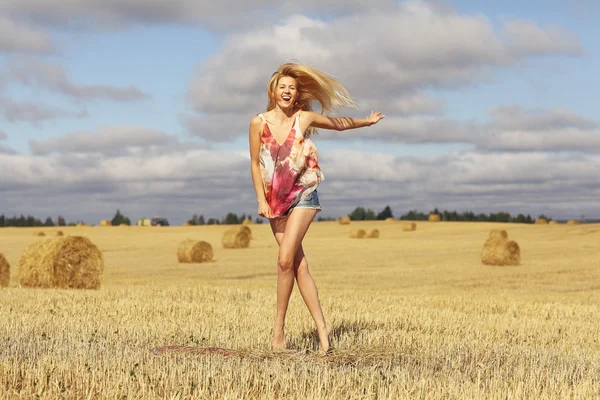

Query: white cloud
[0,18,56,54]
[0,97,88,123]
[1,147,598,223]
[29,126,188,156]
[480,106,600,153]
[186,2,581,142]
[0,0,396,31]
[3,57,151,101]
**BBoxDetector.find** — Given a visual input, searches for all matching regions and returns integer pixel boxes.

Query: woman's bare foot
[272,327,286,350]
[318,323,333,355]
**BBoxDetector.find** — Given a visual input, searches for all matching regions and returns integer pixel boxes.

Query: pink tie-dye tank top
[258,112,324,218]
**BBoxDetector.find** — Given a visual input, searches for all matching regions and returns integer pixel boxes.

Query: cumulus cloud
[186,2,582,142]
[0,148,598,223]
[479,106,600,153]
[0,129,15,154]
[1,0,396,31]
[3,57,151,101]
[29,126,183,156]
[0,97,88,123]
[0,18,56,54]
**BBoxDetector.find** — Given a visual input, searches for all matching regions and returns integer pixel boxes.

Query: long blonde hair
[267,62,357,136]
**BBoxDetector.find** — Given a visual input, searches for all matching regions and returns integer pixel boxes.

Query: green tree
[57,216,66,226]
[223,212,240,225]
[349,207,366,221]
[364,209,377,220]
[44,217,55,227]
[376,206,393,220]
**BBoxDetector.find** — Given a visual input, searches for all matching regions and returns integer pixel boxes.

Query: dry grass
[0,221,599,399]
[403,222,417,231]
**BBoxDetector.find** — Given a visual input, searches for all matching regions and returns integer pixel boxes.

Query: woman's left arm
[303,110,384,131]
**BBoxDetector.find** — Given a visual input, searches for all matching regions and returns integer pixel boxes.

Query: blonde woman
[248,62,384,354]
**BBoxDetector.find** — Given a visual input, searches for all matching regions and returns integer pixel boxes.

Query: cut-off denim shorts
[280,190,322,217]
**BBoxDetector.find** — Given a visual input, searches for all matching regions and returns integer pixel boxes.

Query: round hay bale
[339,216,351,225]
[535,218,548,225]
[549,220,559,225]
[242,219,253,225]
[0,253,10,288]
[428,214,441,222]
[100,220,112,227]
[385,217,396,222]
[56,231,64,237]
[18,236,104,289]
[349,229,366,239]
[76,222,86,227]
[403,222,416,232]
[238,225,252,239]
[177,240,213,263]
[366,229,380,238]
[488,229,508,241]
[221,228,251,249]
[35,232,46,237]
[567,220,580,225]
[481,238,520,266]
[183,222,193,226]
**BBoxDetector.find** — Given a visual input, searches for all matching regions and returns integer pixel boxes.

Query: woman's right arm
[249,116,272,219]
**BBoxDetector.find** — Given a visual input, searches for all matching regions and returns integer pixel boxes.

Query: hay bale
[222,228,251,249]
[488,229,508,241]
[76,222,86,227]
[535,218,548,225]
[100,220,112,227]
[238,225,252,239]
[339,216,351,225]
[567,220,580,225]
[428,214,441,222]
[35,232,46,237]
[18,236,104,289]
[385,217,396,222]
[366,229,380,238]
[349,229,366,238]
[549,220,559,225]
[481,230,520,266]
[242,219,253,225]
[403,222,416,232]
[177,240,213,263]
[0,253,9,288]
[183,222,193,226]
[56,231,64,237]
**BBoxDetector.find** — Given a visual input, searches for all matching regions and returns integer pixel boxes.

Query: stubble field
[1,220,599,399]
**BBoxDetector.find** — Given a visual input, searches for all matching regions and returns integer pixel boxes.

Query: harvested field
[0,221,599,399]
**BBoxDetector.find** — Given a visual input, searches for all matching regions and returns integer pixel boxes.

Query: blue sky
[1,0,599,224]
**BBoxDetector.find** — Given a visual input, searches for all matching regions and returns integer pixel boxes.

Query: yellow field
[1,221,599,399]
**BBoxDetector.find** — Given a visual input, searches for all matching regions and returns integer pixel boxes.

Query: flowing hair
[266,62,357,136]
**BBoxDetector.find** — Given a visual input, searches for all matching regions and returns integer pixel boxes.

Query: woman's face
[274,76,298,110]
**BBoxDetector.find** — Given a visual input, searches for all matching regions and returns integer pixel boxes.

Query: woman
[248,62,384,354]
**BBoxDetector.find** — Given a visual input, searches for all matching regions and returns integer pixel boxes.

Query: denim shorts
[281,190,322,217]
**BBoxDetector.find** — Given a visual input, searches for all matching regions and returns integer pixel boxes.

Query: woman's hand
[258,200,272,219]
[366,111,385,126]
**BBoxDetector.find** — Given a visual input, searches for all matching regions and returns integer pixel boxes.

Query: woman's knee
[277,252,294,272]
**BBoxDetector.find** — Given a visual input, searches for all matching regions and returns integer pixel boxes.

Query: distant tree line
[0,206,557,227]
[187,212,263,225]
[0,214,70,227]
[345,206,553,223]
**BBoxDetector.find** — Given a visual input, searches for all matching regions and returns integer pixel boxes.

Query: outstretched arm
[303,110,384,131]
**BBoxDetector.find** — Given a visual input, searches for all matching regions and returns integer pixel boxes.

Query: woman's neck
[272,105,296,121]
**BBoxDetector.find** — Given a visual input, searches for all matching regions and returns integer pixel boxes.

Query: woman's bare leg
[270,208,330,353]
[292,245,331,353]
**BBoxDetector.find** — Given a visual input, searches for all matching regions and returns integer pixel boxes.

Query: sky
[0,0,599,224]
